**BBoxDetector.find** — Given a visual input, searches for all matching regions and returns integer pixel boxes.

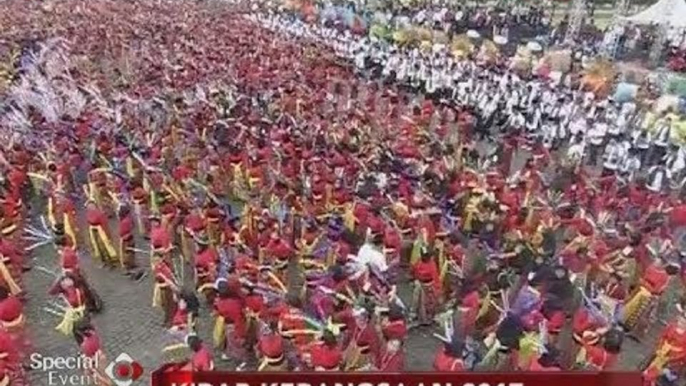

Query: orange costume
[644,322,686,379]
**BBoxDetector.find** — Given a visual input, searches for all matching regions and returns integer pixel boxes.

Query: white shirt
[667,148,686,177]
[632,129,651,150]
[654,123,672,147]
[620,155,641,181]
[569,117,587,136]
[567,141,586,162]
[588,122,607,145]
[603,142,626,170]
[355,243,388,275]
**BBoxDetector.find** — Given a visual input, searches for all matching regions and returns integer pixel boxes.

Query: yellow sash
[65,214,77,248]
[48,197,56,228]
[1,224,16,236]
[126,157,135,178]
[56,306,85,336]
[88,226,117,261]
[0,258,21,295]
[476,291,492,320]
[258,355,286,371]
[343,344,365,371]
[152,282,170,308]
[343,203,356,231]
[213,316,226,348]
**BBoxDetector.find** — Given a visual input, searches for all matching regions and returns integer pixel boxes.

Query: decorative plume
[1,39,92,138]
[24,216,56,251]
[432,310,455,343]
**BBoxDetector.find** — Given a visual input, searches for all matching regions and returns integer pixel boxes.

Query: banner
[151,366,643,386]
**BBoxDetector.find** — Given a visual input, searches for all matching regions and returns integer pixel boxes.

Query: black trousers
[648,145,667,166]
[587,143,603,166]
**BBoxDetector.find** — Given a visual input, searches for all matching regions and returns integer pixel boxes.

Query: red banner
[151,366,642,386]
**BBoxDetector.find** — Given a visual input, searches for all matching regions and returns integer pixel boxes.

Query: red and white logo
[105,353,144,386]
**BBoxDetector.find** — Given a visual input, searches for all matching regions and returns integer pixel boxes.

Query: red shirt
[8,168,25,189]
[150,225,172,250]
[86,207,107,227]
[81,333,101,358]
[642,264,669,295]
[459,291,480,334]
[310,343,342,370]
[61,247,80,273]
[195,248,218,272]
[172,165,193,182]
[185,213,206,233]
[573,308,603,336]
[377,349,405,371]
[265,238,292,261]
[244,294,264,315]
[561,250,587,274]
[190,345,213,371]
[153,261,175,284]
[0,240,22,266]
[657,323,686,364]
[433,350,464,371]
[119,215,134,239]
[0,296,22,323]
[49,285,84,308]
[171,308,189,328]
[585,345,617,370]
[545,310,566,334]
[258,333,284,359]
[214,298,246,337]
[351,323,379,356]
[0,330,18,363]
[412,260,441,294]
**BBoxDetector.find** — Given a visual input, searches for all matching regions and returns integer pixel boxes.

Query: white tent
[623,0,686,28]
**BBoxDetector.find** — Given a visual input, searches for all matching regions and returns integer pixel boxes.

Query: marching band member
[213,279,247,362]
[644,307,686,381]
[410,248,441,325]
[311,329,343,371]
[194,235,218,304]
[48,274,88,336]
[343,305,379,371]
[0,287,29,362]
[621,258,673,337]
[73,319,112,386]
[85,201,117,267]
[187,335,214,371]
[152,251,178,327]
[118,205,137,274]
[257,321,288,371]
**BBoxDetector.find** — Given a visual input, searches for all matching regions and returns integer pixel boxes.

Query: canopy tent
[623,0,686,28]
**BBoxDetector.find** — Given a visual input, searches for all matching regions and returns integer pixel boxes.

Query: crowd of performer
[1,0,686,385]
[262,12,685,190]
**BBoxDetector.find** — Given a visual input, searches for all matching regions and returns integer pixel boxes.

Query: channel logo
[105,353,144,386]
